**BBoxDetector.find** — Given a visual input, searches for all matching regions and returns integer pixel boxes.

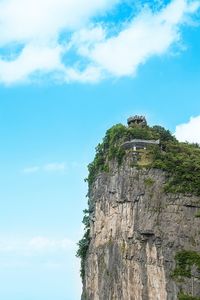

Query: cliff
[77,118,200,300]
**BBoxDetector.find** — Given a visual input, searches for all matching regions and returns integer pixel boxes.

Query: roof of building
[122,139,160,149]
[127,115,147,126]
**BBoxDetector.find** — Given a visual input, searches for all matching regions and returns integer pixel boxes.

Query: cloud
[0,43,63,83]
[0,0,199,84]
[0,236,78,272]
[77,0,200,78]
[22,162,67,174]
[175,115,200,143]
[0,0,118,84]
[0,0,117,44]
[29,236,73,252]
[43,162,66,172]
[0,236,74,254]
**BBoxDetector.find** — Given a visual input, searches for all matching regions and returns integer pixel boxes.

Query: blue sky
[0,0,200,299]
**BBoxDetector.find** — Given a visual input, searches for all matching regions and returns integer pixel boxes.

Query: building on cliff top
[127,115,147,127]
[123,115,160,151]
[122,139,160,151]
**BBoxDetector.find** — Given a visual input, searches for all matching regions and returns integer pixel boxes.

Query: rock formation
[78,117,200,300]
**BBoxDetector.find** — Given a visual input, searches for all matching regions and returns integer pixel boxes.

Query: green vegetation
[86,122,200,196]
[151,141,200,195]
[86,123,176,187]
[144,177,155,187]
[78,121,200,281]
[178,293,200,300]
[81,291,88,300]
[173,251,200,300]
[195,210,200,218]
[173,250,200,279]
[76,209,90,281]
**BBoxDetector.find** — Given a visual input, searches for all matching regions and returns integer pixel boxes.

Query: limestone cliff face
[82,155,200,300]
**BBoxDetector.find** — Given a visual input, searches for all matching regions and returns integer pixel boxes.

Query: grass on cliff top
[86,123,200,196]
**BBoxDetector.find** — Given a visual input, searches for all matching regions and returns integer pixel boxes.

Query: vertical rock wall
[82,157,200,300]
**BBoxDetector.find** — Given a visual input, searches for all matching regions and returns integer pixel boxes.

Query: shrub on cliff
[151,141,200,195]
[87,123,168,186]
[76,209,90,281]
[86,122,200,196]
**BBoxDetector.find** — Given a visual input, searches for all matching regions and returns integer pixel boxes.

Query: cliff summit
[77,116,200,300]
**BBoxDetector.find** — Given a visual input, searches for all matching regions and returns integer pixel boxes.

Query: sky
[0,0,199,299]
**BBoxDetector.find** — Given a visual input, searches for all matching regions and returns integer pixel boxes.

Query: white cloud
[43,162,66,172]
[22,162,67,174]
[0,236,74,254]
[29,236,73,252]
[0,0,118,84]
[0,43,63,83]
[0,0,117,44]
[64,65,102,83]
[175,115,200,143]
[0,0,199,84]
[79,0,200,77]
